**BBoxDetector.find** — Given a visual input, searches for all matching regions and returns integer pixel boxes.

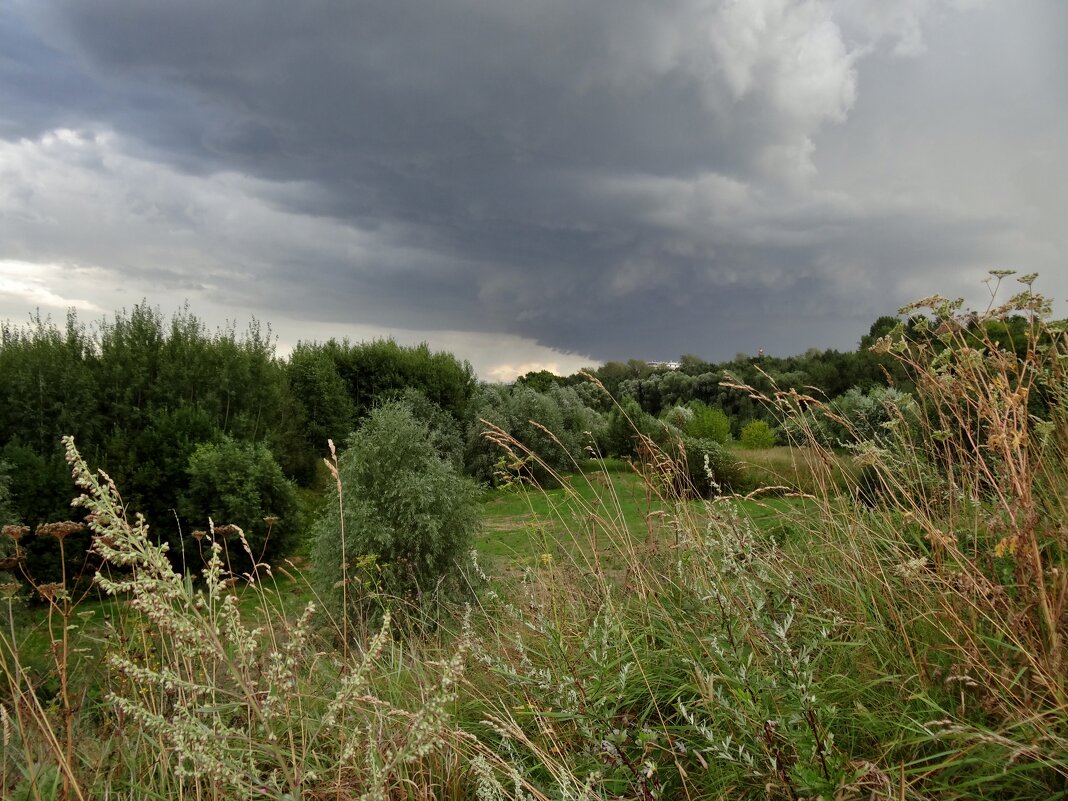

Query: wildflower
[993,536,1017,559]
[893,556,929,579]
[0,582,21,599]
[191,530,206,541]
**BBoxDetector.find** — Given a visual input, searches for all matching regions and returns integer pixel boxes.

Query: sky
[1,0,1065,380]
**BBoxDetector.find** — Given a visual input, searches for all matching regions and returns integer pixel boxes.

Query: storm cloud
[1,0,1065,375]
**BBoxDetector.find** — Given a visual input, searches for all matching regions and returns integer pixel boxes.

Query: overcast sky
[1,1,1065,379]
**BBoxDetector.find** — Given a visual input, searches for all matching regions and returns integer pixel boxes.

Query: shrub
[182,436,300,569]
[312,401,480,629]
[739,419,777,449]
[603,397,655,458]
[507,385,580,484]
[392,387,465,470]
[662,404,694,430]
[549,384,606,457]
[679,435,747,496]
[685,401,732,443]
[463,385,512,484]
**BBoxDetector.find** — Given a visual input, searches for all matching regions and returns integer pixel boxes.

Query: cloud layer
[1,0,1065,375]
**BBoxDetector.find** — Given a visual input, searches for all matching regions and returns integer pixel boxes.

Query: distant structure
[647,360,681,370]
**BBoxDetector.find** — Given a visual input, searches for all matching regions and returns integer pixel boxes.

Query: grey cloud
[1,0,1065,363]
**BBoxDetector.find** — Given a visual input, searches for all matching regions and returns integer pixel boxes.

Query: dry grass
[1,273,1065,799]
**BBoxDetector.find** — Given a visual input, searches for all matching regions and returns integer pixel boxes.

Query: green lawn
[475,457,811,574]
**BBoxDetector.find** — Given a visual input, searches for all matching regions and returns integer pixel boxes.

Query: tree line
[0,304,476,581]
[3,300,1042,583]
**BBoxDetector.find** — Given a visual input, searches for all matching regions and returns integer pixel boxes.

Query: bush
[312,401,480,629]
[685,402,732,444]
[507,386,580,484]
[739,419,777,449]
[182,436,300,569]
[603,397,655,458]
[0,460,15,530]
[678,435,748,496]
[392,387,465,470]
[463,385,512,484]
[662,404,694,430]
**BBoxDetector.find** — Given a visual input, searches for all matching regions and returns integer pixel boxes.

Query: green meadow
[0,282,1066,800]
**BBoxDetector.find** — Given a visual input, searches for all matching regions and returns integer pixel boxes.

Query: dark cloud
[1,0,1066,367]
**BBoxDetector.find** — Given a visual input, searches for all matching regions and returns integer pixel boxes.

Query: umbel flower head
[213,524,242,539]
[2,525,29,543]
[36,521,86,541]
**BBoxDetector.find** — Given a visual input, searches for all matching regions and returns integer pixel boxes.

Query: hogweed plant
[0,517,101,801]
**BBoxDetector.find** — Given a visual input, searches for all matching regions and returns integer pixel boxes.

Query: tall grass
[461,277,1066,799]
[1,438,484,800]
[0,275,1065,799]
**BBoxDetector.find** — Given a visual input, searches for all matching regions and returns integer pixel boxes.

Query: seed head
[213,524,242,539]
[37,582,67,602]
[2,525,29,542]
[36,521,86,541]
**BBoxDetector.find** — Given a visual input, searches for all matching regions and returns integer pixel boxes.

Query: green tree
[603,397,655,459]
[287,344,357,455]
[322,339,476,421]
[463,384,513,484]
[515,369,559,393]
[391,387,465,470]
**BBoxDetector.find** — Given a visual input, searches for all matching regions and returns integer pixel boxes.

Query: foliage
[549,383,606,456]
[391,387,466,470]
[0,442,82,583]
[678,435,747,496]
[286,343,356,457]
[314,338,476,421]
[312,402,481,629]
[2,279,1068,800]
[183,436,300,570]
[661,404,694,430]
[463,383,595,486]
[685,401,732,443]
[0,461,13,528]
[463,384,513,484]
[514,368,559,393]
[602,396,655,459]
[506,385,582,484]
[739,419,777,449]
[0,436,473,800]
[0,304,301,571]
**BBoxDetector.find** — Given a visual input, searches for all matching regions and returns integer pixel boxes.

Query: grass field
[476,456,809,575]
